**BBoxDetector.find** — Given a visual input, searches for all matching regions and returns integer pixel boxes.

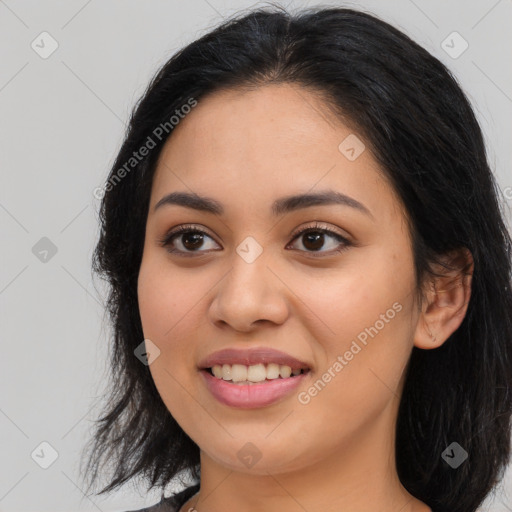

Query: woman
[81,5,512,512]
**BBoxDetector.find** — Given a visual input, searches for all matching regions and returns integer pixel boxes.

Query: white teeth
[266,363,280,379]
[221,364,232,380]
[212,365,223,378]
[279,365,292,379]
[210,363,305,382]
[247,363,267,382]
[231,364,248,382]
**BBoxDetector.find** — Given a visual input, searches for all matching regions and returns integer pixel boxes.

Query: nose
[207,251,289,333]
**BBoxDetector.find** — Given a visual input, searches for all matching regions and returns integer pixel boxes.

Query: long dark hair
[80,5,512,512]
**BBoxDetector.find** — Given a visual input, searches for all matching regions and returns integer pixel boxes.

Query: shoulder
[121,484,200,512]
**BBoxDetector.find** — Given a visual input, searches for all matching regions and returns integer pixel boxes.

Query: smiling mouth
[200,361,311,408]
[204,363,311,385]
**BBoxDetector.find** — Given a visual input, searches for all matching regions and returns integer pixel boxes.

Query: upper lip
[198,347,311,371]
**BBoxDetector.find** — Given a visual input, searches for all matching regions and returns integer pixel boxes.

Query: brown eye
[180,232,205,251]
[301,231,326,251]
[288,223,352,256]
[159,225,220,256]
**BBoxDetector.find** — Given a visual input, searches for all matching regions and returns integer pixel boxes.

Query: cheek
[137,253,217,387]
[138,254,197,339]
[292,248,414,346]
[137,257,205,426]
[137,258,190,391]
[291,244,416,395]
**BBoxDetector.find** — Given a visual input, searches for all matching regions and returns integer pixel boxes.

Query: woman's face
[137,83,422,475]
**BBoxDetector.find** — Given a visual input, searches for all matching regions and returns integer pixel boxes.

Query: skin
[137,83,473,512]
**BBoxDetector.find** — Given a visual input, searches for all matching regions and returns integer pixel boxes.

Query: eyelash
[158,222,352,258]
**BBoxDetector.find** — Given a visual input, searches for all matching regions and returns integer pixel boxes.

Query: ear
[414,247,474,350]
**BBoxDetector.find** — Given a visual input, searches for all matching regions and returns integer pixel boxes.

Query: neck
[180,400,430,512]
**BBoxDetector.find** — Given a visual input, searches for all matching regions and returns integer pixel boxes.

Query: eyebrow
[153,190,374,219]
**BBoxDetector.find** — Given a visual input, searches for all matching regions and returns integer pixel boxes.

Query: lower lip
[200,369,309,409]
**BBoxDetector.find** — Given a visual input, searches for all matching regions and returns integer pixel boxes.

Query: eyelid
[285,222,352,256]
[157,223,221,252]
[289,221,350,241]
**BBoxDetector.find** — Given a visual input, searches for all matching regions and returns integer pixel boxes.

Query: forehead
[149,83,400,223]
[157,83,351,165]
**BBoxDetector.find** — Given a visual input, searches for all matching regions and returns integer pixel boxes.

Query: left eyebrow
[153,189,374,220]
[272,190,374,220]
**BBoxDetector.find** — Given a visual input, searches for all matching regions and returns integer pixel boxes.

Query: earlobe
[414,248,474,350]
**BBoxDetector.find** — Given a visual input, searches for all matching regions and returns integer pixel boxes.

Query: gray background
[1,0,511,511]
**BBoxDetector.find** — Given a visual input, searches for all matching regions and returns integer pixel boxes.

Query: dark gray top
[125,484,200,512]
[125,484,439,512]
